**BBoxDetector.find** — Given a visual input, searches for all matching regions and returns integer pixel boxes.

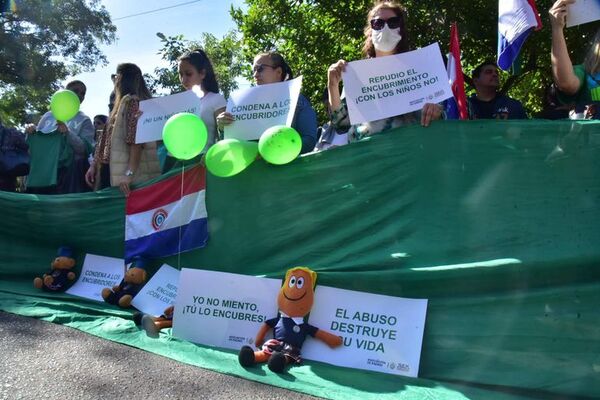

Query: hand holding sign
[162,113,207,160]
[50,90,80,122]
[565,0,600,27]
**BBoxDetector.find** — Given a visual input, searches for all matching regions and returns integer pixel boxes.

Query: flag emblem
[152,209,168,231]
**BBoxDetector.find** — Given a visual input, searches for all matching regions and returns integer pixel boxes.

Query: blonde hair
[283,267,317,289]
[583,29,600,75]
[362,1,410,58]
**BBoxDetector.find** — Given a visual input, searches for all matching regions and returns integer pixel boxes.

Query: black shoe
[238,346,255,367]
[268,351,286,373]
[141,315,159,338]
[133,312,143,326]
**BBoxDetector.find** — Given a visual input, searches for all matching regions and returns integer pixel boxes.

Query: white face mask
[371,25,402,53]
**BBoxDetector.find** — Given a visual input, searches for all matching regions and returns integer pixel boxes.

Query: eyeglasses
[252,64,277,74]
[370,16,402,31]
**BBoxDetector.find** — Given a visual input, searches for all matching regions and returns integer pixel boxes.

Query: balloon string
[178,163,185,270]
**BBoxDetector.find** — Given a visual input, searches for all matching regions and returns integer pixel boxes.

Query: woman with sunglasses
[217,52,318,153]
[327,1,443,141]
[549,0,600,119]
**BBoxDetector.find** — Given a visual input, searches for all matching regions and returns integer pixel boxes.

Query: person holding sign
[217,52,318,153]
[327,1,443,142]
[85,63,160,195]
[550,0,600,119]
[163,49,227,172]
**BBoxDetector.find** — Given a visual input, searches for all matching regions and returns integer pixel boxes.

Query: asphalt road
[0,311,319,400]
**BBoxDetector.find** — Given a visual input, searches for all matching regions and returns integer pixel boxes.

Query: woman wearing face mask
[217,52,318,154]
[327,1,443,141]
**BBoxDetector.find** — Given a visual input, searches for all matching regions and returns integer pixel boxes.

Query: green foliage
[149,31,244,99]
[0,0,116,125]
[231,0,598,121]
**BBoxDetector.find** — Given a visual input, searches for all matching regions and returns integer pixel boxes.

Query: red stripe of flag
[526,0,543,30]
[126,165,206,215]
[449,22,468,120]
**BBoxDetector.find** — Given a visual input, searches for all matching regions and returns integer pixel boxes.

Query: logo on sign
[152,209,168,231]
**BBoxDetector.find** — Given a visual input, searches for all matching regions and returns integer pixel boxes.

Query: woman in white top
[163,49,227,171]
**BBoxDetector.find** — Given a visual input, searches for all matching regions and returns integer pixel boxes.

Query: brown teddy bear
[33,247,77,292]
[101,256,147,308]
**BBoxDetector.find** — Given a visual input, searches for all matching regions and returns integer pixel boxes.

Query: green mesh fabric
[1,120,599,399]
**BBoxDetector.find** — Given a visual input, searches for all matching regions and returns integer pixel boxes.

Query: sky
[69,0,245,118]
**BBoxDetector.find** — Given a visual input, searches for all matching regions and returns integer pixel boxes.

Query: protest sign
[135,88,203,144]
[172,269,281,349]
[566,0,600,27]
[66,254,125,302]
[224,77,302,141]
[342,43,452,125]
[131,264,180,317]
[302,286,428,377]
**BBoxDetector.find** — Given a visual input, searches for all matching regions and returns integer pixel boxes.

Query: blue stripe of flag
[124,218,208,263]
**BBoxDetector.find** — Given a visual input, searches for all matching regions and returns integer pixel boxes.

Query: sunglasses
[370,16,402,31]
[253,64,277,74]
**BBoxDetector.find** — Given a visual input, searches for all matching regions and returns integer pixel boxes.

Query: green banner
[1,120,599,399]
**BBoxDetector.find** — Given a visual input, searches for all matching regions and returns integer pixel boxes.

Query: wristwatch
[124,169,135,177]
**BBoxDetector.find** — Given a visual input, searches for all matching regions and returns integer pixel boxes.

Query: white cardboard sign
[343,43,452,125]
[302,286,428,378]
[135,89,203,144]
[66,254,125,302]
[566,0,600,27]
[131,264,180,317]
[223,76,302,141]
[172,268,281,349]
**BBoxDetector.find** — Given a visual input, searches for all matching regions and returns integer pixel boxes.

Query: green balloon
[258,125,302,165]
[162,113,208,160]
[50,90,80,122]
[205,139,258,177]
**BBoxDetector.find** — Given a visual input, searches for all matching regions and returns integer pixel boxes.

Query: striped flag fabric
[497,0,542,71]
[445,22,468,120]
[125,165,208,263]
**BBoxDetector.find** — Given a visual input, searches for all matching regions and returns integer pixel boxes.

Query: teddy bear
[102,256,148,308]
[33,246,77,292]
[238,266,343,373]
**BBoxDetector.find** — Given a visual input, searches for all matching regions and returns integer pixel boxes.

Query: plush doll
[101,256,147,308]
[133,305,174,338]
[33,246,77,292]
[238,266,342,373]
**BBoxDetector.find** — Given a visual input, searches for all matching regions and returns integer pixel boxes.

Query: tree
[0,0,116,125]
[231,0,598,120]
[149,31,244,99]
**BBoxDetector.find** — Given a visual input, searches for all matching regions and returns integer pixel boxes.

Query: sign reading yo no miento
[172,268,281,350]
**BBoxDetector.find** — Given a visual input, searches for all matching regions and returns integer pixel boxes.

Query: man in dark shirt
[468,61,527,120]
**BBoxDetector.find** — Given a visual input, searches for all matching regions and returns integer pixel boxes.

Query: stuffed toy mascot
[33,246,77,292]
[238,266,342,373]
[102,256,147,308]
